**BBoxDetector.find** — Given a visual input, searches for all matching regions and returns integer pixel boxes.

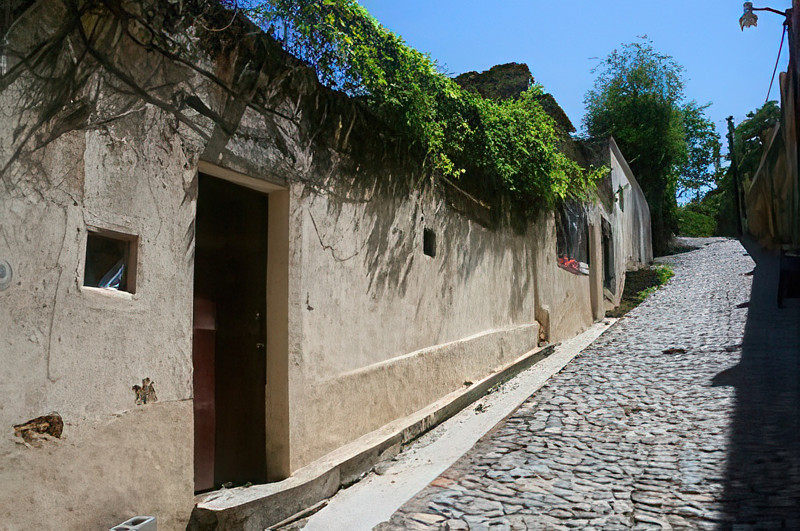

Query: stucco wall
[0,93,198,529]
[595,139,654,308]
[0,403,192,530]
[285,183,539,470]
[610,139,653,272]
[532,211,595,343]
[530,138,652,341]
[2,2,652,527]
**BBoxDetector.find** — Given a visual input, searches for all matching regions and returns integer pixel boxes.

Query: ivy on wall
[240,0,604,207]
[3,0,603,211]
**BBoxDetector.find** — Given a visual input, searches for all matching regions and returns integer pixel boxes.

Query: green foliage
[636,265,673,302]
[606,264,674,317]
[680,102,722,201]
[680,101,780,237]
[677,203,717,237]
[636,285,658,303]
[240,0,601,207]
[583,39,720,255]
[734,100,781,184]
[471,89,604,201]
[656,264,675,285]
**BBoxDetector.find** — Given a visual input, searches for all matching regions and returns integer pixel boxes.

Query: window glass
[556,201,590,275]
[84,231,136,293]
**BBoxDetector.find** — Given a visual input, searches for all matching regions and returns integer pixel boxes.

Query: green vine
[241,0,603,206]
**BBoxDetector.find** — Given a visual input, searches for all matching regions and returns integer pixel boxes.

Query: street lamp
[740,2,789,30]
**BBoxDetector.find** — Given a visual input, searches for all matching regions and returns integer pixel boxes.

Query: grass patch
[606,265,674,318]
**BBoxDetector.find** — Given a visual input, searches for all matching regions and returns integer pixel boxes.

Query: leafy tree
[680,102,722,201]
[677,202,717,237]
[733,100,781,182]
[715,100,780,235]
[677,101,779,237]
[584,39,719,254]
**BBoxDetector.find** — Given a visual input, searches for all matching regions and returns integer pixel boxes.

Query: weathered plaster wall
[591,139,654,310]
[610,140,653,271]
[2,2,652,527]
[531,211,595,344]
[210,85,545,472]
[285,183,539,470]
[0,403,192,530]
[0,90,198,528]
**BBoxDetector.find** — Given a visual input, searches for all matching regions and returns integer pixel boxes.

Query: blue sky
[358,0,790,142]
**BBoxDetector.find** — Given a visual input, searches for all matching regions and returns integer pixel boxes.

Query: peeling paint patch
[13,413,64,447]
[133,378,158,405]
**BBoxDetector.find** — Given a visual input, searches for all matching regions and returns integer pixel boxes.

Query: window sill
[80,286,137,301]
[557,262,590,276]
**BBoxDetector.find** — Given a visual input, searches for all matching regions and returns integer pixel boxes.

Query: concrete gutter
[189,320,614,530]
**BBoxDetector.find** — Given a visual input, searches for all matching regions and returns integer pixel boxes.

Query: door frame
[194,161,291,484]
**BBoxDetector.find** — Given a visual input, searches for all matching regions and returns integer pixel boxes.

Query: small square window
[84,230,138,293]
[423,228,436,257]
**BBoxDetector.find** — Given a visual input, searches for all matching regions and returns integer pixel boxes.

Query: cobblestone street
[377,239,800,530]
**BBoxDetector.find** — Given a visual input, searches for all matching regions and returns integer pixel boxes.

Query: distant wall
[531,138,652,340]
[532,211,595,343]
[610,138,653,271]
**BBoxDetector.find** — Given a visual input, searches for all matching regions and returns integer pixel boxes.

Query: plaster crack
[46,207,69,383]
[308,209,360,262]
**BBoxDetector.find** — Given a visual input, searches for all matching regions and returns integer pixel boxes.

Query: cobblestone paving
[377,239,775,530]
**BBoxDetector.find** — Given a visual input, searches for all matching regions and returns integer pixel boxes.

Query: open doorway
[193,173,268,492]
[602,219,615,293]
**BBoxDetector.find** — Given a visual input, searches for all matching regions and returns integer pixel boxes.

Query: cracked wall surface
[0,102,197,528]
[287,181,540,469]
[0,1,651,528]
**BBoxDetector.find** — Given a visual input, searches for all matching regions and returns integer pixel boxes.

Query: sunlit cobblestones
[379,239,757,530]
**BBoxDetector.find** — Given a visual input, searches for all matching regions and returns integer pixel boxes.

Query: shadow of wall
[712,244,800,526]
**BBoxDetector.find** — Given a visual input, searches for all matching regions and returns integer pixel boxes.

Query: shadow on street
[712,245,800,528]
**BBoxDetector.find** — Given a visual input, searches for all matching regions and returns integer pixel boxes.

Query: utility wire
[766,24,788,104]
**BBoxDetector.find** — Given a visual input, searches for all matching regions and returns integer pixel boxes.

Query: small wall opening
[602,220,615,292]
[556,201,590,275]
[423,228,437,257]
[83,229,138,293]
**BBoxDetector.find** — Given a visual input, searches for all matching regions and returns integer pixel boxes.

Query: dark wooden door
[192,298,216,492]
[193,174,268,492]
